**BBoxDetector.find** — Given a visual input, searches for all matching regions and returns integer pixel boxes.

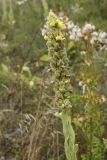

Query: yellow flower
[57,21,64,29]
[56,35,63,41]
[49,20,56,27]
[44,35,48,41]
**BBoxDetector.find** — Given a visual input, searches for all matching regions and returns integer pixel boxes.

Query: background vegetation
[0,0,107,160]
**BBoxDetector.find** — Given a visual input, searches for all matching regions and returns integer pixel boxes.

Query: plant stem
[62,110,77,160]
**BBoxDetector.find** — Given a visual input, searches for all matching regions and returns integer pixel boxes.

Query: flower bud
[57,21,64,29]
[56,35,63,41]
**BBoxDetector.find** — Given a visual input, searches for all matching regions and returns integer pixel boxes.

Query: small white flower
[91,31,98,37]
[69,26,82,41]
[98,32,107,43]
[66,21,75,29]
[82,23,95,33]
[99,32,107,39]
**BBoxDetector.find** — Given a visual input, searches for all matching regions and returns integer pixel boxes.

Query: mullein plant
[42,11,78,160]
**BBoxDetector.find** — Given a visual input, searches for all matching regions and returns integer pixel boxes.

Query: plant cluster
[42,11,107,160]
[0,0,107,159]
